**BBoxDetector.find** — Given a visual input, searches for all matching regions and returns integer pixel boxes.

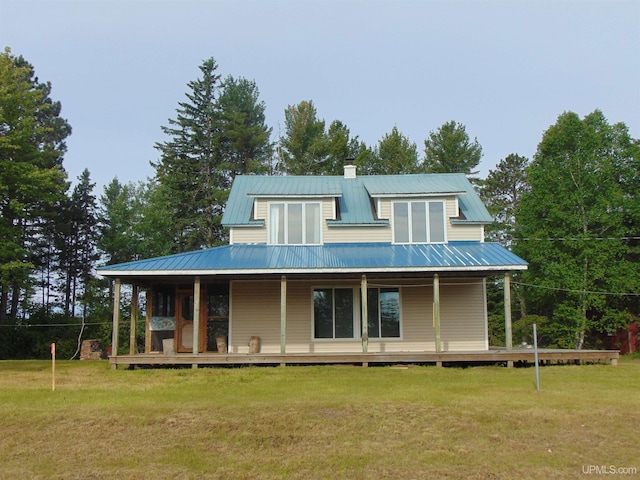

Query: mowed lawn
[0,360,638,480]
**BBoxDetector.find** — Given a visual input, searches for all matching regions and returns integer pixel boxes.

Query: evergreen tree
[423,121,482,177]
[55,169,98,317]
[153,58,227,251]
[482,153,530,246]
[0,48,71,323]
[324,120,365,176]
[277,100,327,175]
[375,126,419,175]
[218,75,272,178]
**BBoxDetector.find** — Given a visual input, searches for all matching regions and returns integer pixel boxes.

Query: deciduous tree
[514,110,640,349]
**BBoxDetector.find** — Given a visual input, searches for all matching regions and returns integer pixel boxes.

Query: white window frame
[268,201,322,245]
[392,200,446,244]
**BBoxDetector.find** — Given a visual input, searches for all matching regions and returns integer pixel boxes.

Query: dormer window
[393,200,445,243]
[269,202,321,245]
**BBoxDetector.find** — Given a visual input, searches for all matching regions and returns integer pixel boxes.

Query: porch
[109,348,619,368]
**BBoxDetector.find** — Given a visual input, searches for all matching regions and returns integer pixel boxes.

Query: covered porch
[98,242,590,369]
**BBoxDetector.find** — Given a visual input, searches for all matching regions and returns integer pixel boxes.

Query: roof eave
[97,264,528,278]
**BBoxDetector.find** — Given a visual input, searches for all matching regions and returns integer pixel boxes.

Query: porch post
[504,272,513,351]
[280,276,287,355]
[144,289,151,353]
[433,274,441,353]
[361,275,368,354]
[193,277,201,360]
[129,284,138,355]
[111,278,121,369]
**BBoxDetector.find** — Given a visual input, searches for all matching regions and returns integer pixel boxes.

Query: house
[97,164,529,367]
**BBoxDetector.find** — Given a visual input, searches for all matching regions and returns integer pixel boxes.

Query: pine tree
[0,48,71,323]
[423,121,482,177]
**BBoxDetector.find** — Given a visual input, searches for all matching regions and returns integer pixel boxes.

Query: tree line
[1,49,638,357]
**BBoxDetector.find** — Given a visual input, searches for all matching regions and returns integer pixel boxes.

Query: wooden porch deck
[110,348,619,368]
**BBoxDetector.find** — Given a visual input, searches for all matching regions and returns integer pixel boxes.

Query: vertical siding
[230,277,488,353]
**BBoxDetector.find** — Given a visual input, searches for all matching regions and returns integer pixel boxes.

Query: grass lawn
[0,359,638,479]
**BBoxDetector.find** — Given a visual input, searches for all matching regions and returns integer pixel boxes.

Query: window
[313,288,355,339]
[393,201,445,243]
[365,288,400,338]
[206,285,229,352]
[269,202,321,245]
[313,287,402,340]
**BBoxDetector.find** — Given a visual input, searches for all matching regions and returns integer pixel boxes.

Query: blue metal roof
[222,173,492,227]
[97,242,527,277]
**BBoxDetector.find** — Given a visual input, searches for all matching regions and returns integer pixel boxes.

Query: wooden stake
[51,343,56,392]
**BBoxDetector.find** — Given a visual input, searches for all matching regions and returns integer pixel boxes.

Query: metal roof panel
[97,242,527,276]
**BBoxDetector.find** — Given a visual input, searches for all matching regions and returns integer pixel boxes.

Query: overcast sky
[2,0,639,191]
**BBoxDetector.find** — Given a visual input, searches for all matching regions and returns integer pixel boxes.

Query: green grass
[0,360,638,479]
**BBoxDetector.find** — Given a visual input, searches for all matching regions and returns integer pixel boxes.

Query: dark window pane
[367,287,380,338]
[181,295,194,321]
[380,289,400,337]
[314,289,333,338]
[334,288,354,338]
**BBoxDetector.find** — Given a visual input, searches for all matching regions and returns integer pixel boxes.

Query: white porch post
[111,278,121,369]
[280,276,287,355]
[361,275,368,354]
[504,272,513,351]
[433,274,441,353]
[129,284,138,355]
[193,277,201,361]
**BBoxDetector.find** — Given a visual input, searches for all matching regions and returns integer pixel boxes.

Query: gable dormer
[222,173,491,245]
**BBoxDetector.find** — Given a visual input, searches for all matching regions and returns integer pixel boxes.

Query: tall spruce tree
[153,60,272,251]
[0,48,71,323]
[153,58,226,251]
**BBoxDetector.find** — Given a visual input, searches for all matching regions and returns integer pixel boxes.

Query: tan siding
[231,226,267,244]
[440,279,487,351]
[230,277,488,353]
[448,224,484,242]
[325,226,390,243]
[230,281,281,353]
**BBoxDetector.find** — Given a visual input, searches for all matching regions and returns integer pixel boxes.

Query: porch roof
[96,241,527,278]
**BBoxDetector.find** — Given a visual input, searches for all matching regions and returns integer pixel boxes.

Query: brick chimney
[344,158,356,179]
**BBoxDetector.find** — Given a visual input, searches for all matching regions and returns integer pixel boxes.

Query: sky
[2,0,639,192]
